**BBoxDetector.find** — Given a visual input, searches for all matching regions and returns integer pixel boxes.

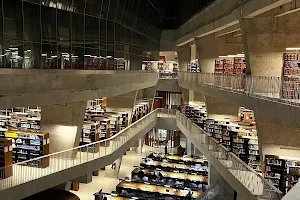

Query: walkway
[71,146,176,200]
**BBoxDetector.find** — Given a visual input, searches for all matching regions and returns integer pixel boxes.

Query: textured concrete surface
[0,70,158,109]
[41,101,87,156]
[175,0,292,46]
[205,95,239,121]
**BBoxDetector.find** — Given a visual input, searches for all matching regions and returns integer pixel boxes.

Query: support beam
[205,95,239,121]
[177,45,191,71]
[106,91,138,125]
[255,112,300,165]
[241,9,300,76]
[41,101,86,157]
[209,164,234,200]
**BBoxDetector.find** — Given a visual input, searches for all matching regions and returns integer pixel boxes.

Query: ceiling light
[286,48,300,51]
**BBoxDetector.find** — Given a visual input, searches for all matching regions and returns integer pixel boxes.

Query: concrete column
[205,95,239,121]
[177,45,191,71]
[196,34,242,73]
[255,112,300,167]
[53,181,72,191]
[186,139,193,155]
[106,91,138,125]
[194,146,201,155]
[189,91,205,104]
[240,9,300,76]
[73,172,93,184]
[209,164,234,200]
[41,101,87,156]
[138,86,156,110]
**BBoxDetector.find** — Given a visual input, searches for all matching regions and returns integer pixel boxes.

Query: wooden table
[132,168,208,183]
[117,181,202,199]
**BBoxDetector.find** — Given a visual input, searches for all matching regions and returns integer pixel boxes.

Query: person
[148,153,155,159]
[138,170,145,179]
[165,145,168,154]
[102,197,107,200]
[186,190,193,200]
[111,162,116,169]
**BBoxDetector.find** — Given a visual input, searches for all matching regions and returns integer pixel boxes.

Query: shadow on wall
[23,189,80,200]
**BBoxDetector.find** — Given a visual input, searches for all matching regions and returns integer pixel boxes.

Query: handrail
[0,109,158,168]
[176,110,283,199]
[178,72,300,108]
[227,151,282,194]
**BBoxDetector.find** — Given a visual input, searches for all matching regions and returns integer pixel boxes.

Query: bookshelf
[81,122,100,153]
[2,130,49,168]
[265,155,300,194]
[282,53,300,99]
[0,138,13,179]
[188,60,200,72]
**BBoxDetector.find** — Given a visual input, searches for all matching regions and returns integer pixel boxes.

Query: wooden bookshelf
[0,138,13,179]
[3,130,49,168]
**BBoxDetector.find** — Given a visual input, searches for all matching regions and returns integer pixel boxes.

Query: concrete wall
[196,34,242,73]
[0,70,158,109]
[177,45,190,71]
[255,113,300,162]
[159,51,178,62]
[175,0,292,46]
[41,101,87,156]
[160,30,176,51]
[241,9,300,76]
[205,95,239,121]
[106,91,138,124]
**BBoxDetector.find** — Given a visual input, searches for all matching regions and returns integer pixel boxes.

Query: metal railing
[159,71,178,79]
[178,72,300,107]
[176,110,283,200]
[157,108,177,118]
[0,109,157,191]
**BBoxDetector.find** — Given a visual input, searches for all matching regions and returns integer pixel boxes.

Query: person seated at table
[137,170,145,179]
[167,179,175,186]
[186,190,193,200]
[142,175,149,182]
[183,152,189,158]
[120,189,129,197]
[190,182,198,189]
[148,153,155,159]
[157,171,163,179]
[198,183,203,190]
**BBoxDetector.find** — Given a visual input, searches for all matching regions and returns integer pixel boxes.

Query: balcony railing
[176,110,283,200]
[178,72,300,107]
[0,109,157,191]
[159,71,178,79]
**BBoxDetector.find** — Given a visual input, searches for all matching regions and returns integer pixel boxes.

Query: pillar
[106,91,137,125]
[209,164,234,200]
[186,139,194,155]
[189,91,205,104]
[240,9,300,76]
[73,173,93,184]
[196,34,242,73]
[177,45,190,71]
[205,95,239,121]
[41,101,86,157]
[255,112,300,167]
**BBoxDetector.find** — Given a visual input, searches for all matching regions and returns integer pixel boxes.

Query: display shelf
[81,122,100,153]
[1,130,49,168]
[265,155,287,194]
[234,57,246,74]
[0,138,13,179]
[188,60,200,72]
[282,53,300,99]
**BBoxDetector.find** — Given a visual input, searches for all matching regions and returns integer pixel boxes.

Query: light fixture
[84,55,91,57]
[51,55,57,58]
[286,48,300,51]
[41,54,47,57]
[106,56,112,58]
[237,54,245,56]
